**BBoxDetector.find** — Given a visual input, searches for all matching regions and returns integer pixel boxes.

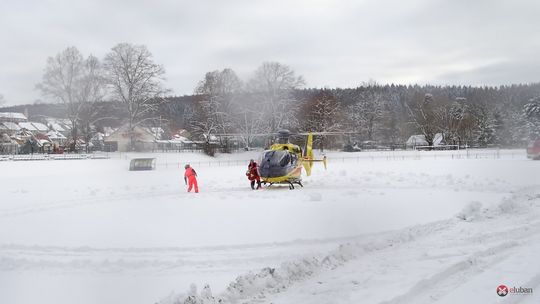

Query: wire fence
[0,153,109,161]
[0,149,527,167]
[144,149,527,169]
[326,150,521,163]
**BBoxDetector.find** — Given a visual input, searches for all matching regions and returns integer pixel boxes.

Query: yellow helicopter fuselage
[260,143,304,184]
[258,132,323,188]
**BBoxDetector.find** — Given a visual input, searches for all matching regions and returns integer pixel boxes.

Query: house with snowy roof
[44,117,72,135]
[18,122,38,132]
[0,133,19,154]
[34,133,53,153]
[0,112,28,123]
[155,134,194,151]
[46,130,67,146]
[2,121,21,133]
[406,133,445,149]
[104,124,157,152]
[31,122,49,133]
[0,112,27,136]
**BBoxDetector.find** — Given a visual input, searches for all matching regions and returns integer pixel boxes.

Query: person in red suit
[184,164,199,193]
[246,159,261,190]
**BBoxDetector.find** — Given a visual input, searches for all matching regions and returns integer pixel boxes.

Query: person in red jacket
[184,164,199,193]
[246,159,261,190]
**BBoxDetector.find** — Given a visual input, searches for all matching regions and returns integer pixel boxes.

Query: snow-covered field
[1,149,539,304]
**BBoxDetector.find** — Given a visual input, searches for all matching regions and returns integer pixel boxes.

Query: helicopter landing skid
[264,180,303,190]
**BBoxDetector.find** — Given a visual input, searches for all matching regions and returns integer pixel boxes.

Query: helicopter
[258,129,327,189]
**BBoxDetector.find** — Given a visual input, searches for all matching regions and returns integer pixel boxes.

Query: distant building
[0,113,53,140]
[18,122,38,132]
[104,124,157,152]
[0,112,28,123]
[0,112,26,136]
[406,133,445,149]
[0,133,19,154]
[155,135,194,151]
[1,121,20,133]
[34,133,53,153]
[46,130,67,146]
[31,122,49,133]
[44,117,72,136]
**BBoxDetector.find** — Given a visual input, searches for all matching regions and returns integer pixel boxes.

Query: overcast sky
[1,0,539,105]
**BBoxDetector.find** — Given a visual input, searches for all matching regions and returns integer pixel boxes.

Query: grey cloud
[436,59,540,86]
[1,0,540,105]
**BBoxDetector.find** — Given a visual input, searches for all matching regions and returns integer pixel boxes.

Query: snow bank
[159,187,540,304]
[456,201,483,221]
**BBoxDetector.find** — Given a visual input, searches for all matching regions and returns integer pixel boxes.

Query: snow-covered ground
[0,149,538,304]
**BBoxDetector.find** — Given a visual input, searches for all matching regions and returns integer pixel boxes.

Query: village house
[104,124,157,152]
[406,133,445,149]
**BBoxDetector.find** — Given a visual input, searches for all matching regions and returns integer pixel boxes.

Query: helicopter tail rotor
[303,132,314,159]
[303,133,314,176]
[302,133,328,176]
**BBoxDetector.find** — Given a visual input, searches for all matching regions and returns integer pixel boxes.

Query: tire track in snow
[0,236,362,274]
[0,183,263,219]
[0,189,180,219]
[379,241,519,304]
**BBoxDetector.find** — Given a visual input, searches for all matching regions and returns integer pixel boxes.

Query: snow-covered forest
[2,45,540,152]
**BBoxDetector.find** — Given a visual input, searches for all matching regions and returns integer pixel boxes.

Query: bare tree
[36,47,106,151]
[351,89,385,140]
[78,56,107,152]
[104,43,167,151]
[195,68,241,97]
[0,94,5,106]
[193,68,241,135]
[248,62,304,132]
[190,98,220,139]
[442,98,476,146]
[406,93,440,146]
[161,97,195,131]
[191,69,242,153]
[235,108,266,149]
[303,90,342,151]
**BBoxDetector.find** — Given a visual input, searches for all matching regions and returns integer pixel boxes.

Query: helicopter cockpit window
[279,152,291,167]
[264,151,275,159]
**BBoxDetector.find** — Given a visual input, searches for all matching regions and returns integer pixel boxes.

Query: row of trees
[34,45,308,151]
[26,43,540,152]
[36,44,166,151]
[190,63,305,151]
[189,73,540,150]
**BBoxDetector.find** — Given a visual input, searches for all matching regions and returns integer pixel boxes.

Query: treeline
[3,43,540,151]
[4,77,540,150]
[297,83,540,148]
[163,80,540,149]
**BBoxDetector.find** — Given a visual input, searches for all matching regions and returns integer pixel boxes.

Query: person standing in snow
[246,159,261,190]
[184,164,199,193]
